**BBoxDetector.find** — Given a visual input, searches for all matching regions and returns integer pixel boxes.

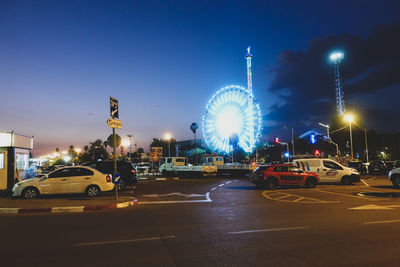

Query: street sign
[110,96,119,118]
[107,118,122,129]
[107,134,121,147]
[113,172,121,185]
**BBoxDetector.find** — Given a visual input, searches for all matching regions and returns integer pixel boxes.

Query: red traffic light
[314,150,320,155]
[274,137,279,143]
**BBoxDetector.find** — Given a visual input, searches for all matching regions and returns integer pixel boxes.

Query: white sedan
[13,166,114,199]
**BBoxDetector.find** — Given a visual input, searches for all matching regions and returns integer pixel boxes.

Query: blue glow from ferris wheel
[202,85,262,153]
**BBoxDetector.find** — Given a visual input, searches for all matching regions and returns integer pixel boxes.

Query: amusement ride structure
[202,47,262,153]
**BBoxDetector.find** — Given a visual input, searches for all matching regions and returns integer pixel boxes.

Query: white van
[293,158,360,185]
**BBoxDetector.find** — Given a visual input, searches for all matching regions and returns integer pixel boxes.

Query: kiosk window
[16,153,29,170]
[0,153,4,169]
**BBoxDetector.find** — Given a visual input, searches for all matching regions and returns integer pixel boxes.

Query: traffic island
[0,195,137,215]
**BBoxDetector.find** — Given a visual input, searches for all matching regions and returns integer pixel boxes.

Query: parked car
[388,167,400,188]
[348,161,368,174]
[82,160,138,190]
[293,158,360,185]
[12,166,114,199]
[394,160,400,169]
[251,164,319,189]
[368,160,389,175]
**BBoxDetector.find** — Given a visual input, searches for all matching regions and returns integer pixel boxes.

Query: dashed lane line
[75,235,176,247]
[360,179,370,187]
[364,219,400,225]
[229,226,309,235]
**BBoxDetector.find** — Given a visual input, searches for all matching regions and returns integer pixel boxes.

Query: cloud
[266,23,400,133]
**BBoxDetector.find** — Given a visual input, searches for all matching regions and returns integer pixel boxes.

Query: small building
[0,132,33,192]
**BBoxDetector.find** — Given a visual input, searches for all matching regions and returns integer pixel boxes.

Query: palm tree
[190,122,199,164]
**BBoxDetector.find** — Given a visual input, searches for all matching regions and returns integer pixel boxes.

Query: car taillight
[131,169,136,175]
[106,175,112,183]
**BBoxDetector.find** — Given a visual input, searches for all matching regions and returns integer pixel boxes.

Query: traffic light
[314,150,320,156]
[274,137,279,144]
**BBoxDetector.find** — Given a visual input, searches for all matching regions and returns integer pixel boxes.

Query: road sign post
[109,96,121,195]
[113,172,121,201]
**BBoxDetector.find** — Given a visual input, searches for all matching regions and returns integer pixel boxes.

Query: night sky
[1,0,399,156]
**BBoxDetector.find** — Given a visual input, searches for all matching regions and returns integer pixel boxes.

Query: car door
[39,168,72,194]
[319,160,343,183]
[286,166,305,184]
[274,166,290,184]
[67,168,94,193]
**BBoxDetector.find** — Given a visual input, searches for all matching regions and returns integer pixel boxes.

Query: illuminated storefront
[0,132,33,192]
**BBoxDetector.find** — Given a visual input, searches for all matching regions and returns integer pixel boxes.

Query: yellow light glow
[344,114,354,123]
[62,151,67,155]
[122,139,130,147]
[164,133,172,140]
[74,148,82,153]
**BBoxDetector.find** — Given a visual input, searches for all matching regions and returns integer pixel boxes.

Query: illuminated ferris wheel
[202,85,262,153]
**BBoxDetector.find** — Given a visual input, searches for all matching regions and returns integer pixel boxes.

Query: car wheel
[341,176,352,185]
[86,185,101,197]
[265,177,279,190]
[392,175,400,189]
[22,187,39,199]
[117,179,125,190]
[305,177,317,188]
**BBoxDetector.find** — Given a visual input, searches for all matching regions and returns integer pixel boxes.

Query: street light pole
[349,121,353,159]
[364,129,369,163]
[318,122,339,157]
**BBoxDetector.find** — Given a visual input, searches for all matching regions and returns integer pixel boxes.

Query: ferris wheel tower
[246,46,255,150]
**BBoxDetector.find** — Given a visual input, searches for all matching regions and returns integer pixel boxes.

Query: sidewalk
[0,192,137,214]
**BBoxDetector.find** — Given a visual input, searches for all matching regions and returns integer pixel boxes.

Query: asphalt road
[1,175,400,266]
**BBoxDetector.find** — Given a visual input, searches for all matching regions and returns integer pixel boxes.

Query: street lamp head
[164,133,172,140]
[344,114,355,123]
[74,148,82,153]
[330,52,344,62]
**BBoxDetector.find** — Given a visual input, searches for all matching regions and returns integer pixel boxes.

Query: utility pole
[291,128,295,156]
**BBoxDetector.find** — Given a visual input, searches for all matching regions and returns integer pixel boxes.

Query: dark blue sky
[1,0,399,155]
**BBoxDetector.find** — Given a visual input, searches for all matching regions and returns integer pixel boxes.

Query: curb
[0,198,138,215]
[139,177,180,181]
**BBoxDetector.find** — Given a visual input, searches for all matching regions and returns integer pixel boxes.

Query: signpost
[108,96,121,201]
[113,172,121,201]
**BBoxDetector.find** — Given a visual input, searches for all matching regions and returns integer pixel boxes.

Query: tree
[78,139,109,163]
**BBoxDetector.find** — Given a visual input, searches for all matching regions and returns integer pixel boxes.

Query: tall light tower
[330,52,345,116]
[246,46,255,150]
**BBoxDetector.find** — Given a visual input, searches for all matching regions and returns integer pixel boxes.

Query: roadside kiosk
[0,132,33,192]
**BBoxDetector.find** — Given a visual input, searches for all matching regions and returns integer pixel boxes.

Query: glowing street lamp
[74,148,82,153]
[164,133,172,157]
[344,114,355,158]
[122,139,130,147]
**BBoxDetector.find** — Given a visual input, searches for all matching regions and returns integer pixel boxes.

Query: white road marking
[218,184,224,187]
[142,192,204,198]
[360,179,370,187]
[225,181,232,184]
[364,219,400,225]
[75,235,176,246]
[350,204,400,210]
[229,226,308,234]
[234,179,239,182]
[211,187,217,191]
